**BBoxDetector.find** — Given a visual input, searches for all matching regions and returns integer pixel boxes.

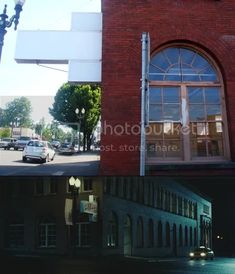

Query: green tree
[34,117,46,138]
[0,128,11,138]
[3,97,32,129]
[49,83,101,151]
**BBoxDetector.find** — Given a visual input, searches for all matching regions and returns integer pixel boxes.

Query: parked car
[189,246,214,260]
[58,143,76,155]
[51,140,61,149]
[14,136,32,150]
[0,138,17,150]
[22,140,56,163]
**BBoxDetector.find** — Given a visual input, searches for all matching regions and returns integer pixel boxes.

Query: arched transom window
[146,46,229,163]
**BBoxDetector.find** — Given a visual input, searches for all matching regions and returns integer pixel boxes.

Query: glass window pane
[149,105,162,121]
[164,123,181,139]
[189,105,206,121]
[205,87,220,103]
[190,122,208,137]
[192,54,210,70]
[188,87,204,103]
[150,87,161,103]
[165,140,182,158]
[163,87,180,103]
[146,141,164,158]
[150,47,218,83]
[182,65,200,82]
[164,48,180,64]
[206,105,221,120]
[208,122,223,137]
[181,48,196,65]
[163,104,180,121]
[208,139,224,156]
[165,65,181,81]
[191,139,207,157]
[200,66,217,82]
[149,65,164,81]
[146,123,163,139]
[151,52,169,70]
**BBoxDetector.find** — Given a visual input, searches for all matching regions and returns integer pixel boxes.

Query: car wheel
[22,156,27,162]
[14,148,18,151]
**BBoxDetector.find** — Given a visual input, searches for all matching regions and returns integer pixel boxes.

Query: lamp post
[0,0,26,63]
[69,176,81,256]
[75,108,85,152]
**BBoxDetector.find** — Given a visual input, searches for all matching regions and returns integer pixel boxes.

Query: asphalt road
[0,149,100,176]
[2,256,235,274]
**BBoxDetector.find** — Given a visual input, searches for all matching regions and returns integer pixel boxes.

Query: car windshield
[28,141,46,147]
[194,247,207,252]
[2,138,11,141]
[61,143,71,148]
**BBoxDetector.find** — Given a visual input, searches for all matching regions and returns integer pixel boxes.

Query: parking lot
[0,149,100,176]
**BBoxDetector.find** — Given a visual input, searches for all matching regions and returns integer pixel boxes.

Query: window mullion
[181,85,191,161]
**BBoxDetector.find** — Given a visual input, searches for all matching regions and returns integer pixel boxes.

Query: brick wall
[101,0,235,175]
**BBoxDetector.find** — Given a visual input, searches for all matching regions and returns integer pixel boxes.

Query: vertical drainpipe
[140,32,150,176]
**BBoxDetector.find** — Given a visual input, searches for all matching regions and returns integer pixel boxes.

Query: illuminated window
[107,212,118,247]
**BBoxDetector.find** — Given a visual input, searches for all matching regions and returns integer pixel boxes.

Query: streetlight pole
[69,176,81,256]
[75,108,85,152]
[0,0,26,63]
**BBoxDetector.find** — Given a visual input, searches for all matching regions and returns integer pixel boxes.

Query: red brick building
[101,0,235,175]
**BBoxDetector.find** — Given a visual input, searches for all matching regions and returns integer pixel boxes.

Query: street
[2,256,235,274]
[0,149,100,176]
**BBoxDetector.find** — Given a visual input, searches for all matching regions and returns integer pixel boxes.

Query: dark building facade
[100,0,235,175]
[0,177,212,258]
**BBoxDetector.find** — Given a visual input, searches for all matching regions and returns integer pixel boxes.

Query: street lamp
[69,176,81,255]
[75,108,85,152]
[0,0,26,62]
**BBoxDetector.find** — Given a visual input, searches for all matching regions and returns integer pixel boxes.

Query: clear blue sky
[0,0,100,122]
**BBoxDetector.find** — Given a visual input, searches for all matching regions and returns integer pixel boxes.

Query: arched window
[179,225,183,247]
[158,221,163,247]
[107,212,118,247]
[166,222,171,247]
[137,217,144,247]
[148,219,154,247]
[147,46,229,163]
[185,226,188,246]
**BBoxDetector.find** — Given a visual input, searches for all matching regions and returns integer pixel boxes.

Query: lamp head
[81,108,85,114]
[69,176,75,186]
[14,0,26,7]
[74,178,81,188]
[75,108,79,115]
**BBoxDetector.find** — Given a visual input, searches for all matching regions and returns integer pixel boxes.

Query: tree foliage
[49,83,101,150]
[2,97,32,128]
[0,128,11,138]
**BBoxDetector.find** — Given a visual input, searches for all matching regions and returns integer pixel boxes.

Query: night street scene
[0,176,235,274]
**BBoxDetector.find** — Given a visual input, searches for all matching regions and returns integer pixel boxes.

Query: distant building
[11,127,37,139]
[0,177,212,257]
